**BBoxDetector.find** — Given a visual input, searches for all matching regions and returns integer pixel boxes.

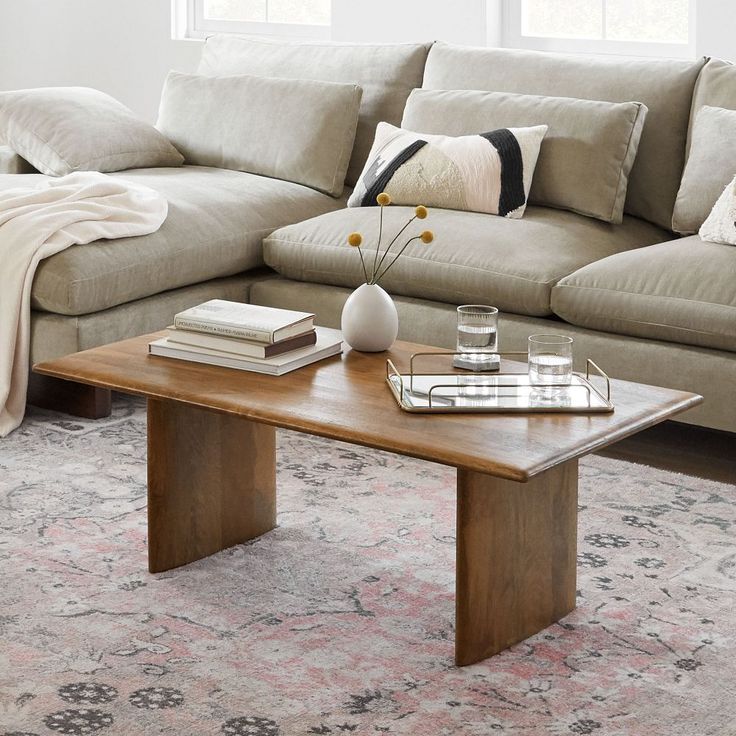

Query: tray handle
[409,350,528,389]
[426,379,597,408]
[409,350,529,375]
[586,359,611,402]
[386,358,404,398]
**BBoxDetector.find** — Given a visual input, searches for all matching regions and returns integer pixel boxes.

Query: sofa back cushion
[402,88,647,224]
[671,58,736,232]
[197,34,430,188]
[157,71,362,197]
[422,43,705,230]
[0,87,184,176]
[672,106,736,234]
[688,58,736,139]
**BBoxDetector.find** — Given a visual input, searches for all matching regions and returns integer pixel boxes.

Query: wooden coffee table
[34,333,702,666]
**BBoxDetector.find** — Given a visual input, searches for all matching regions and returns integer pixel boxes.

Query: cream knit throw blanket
[0,172,167,437]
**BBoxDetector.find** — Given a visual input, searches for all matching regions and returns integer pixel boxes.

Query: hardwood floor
[597,420,736,484]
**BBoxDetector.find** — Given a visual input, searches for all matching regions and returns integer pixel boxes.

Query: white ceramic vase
[341,283,399,352]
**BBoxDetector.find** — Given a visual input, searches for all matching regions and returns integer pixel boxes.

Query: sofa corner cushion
[196,34,430,188]
[30,166,344,316]
[402,88,647,225]
[551,236,736,352]
[262,206,667,318]
[156,71,362,198]
[422,43,705,231]
[0,87,184,176]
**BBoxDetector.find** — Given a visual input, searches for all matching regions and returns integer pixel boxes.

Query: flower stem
[373,236,421,285]
[372,216,416,283]
[372,204,384,283]
[357,246,368,283]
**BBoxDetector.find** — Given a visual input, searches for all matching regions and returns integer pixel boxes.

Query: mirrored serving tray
[386,353,613,414]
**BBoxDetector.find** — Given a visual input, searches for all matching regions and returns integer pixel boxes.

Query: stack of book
[148,300,342,375]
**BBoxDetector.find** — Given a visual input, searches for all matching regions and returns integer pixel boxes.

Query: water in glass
[528,334,573,392]
[457,324,498,355]
[528,353,573,386]
[456,305,499,363]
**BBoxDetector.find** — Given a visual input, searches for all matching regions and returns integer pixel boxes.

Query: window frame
[178,0,332,41]
[501,0,696,59]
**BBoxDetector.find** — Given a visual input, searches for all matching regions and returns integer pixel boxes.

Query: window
[180,0,331,40]
[503,0,694,58]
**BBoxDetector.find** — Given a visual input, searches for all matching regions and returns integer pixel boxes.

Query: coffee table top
[34,333,702,482]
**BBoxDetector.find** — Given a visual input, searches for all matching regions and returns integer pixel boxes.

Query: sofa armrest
[0,145,37,174]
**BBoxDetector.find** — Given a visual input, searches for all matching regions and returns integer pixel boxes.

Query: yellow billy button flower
[347,232,363,247]
[420,230,434,244]
[376,192,391,206]
[415,205,428,220]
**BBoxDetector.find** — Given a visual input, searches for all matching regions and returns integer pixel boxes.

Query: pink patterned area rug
[1,396,735,736]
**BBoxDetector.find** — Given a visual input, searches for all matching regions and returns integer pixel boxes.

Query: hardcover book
[173,300,315,343]
[149,327,342,376]
[166,327,317,359]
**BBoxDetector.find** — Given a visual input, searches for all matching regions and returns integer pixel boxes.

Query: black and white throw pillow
[348,122,547,218]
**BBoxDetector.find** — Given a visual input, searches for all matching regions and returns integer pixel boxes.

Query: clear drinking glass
[528,334,573,391]
[456,373,497,407]
[456,305,499,363]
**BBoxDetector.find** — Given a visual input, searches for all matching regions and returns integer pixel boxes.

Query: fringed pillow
[700,175,736,245]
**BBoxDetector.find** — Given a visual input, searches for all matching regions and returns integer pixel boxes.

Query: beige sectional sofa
[2,38,735,432]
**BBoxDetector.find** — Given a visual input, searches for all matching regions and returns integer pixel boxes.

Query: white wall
[0,0,495,122]
[332,0,489,45]
[0,0,201,122]
[695,0,734,61]
[0,0,499,122]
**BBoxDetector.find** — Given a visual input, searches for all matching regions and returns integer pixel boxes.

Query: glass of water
[456,305,499,364]
[528,334,573,393]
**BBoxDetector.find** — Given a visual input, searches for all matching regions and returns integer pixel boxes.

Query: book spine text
[173,318,272,342]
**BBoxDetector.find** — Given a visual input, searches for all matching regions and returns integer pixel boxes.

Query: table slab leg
[455,460,578,666]
[147,398,276,573]
[28,373,112,419]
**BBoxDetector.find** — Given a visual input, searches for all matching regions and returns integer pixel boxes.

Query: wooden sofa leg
[27,373,112,419]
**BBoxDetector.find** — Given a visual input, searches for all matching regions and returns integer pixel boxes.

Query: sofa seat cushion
[551,236,736,351]
[25,166,344,316]
[263,206,667,317]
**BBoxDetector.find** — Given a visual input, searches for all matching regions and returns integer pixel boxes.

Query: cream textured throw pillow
[157,71,362,198]
[348,122,547,218]
[0,87,184,176]
[699,176,736,245]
